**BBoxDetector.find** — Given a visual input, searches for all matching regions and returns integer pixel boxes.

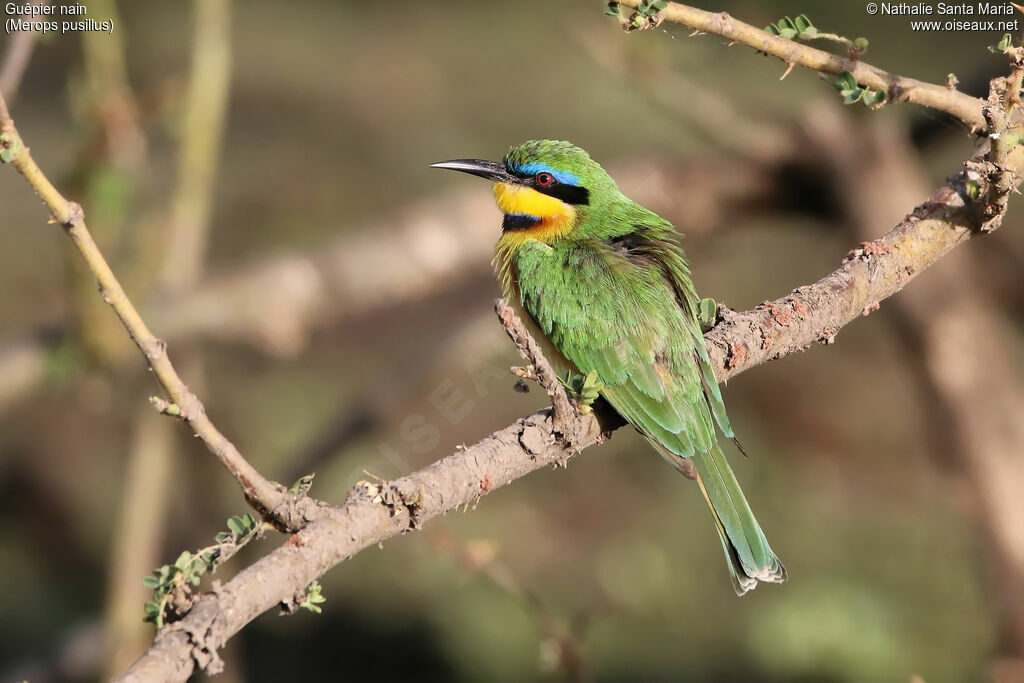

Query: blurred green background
[2,1,1023,681]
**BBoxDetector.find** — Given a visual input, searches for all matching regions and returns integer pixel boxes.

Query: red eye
[536,172,555,187]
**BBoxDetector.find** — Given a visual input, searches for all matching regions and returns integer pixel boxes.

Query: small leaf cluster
[834,71,885,107]
[299,581,326,614]
[221,513,260,540]
[633,0,666,18]
[605,1,666,29]
[143,513,263,629]
[765,14,869,58]
[561,370,603,414]
[765,14,818,41]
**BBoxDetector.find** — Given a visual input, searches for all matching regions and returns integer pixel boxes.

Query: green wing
[513,225,786,594]
[516,226,725,459]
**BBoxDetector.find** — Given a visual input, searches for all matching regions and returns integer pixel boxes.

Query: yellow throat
[492,182,576,246]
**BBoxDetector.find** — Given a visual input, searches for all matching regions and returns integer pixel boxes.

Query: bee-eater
[432,140,785,594]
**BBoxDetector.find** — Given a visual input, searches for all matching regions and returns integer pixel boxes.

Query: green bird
[432,140,785,595]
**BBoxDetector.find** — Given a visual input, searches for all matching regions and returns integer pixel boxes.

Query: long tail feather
[691,444,786,595]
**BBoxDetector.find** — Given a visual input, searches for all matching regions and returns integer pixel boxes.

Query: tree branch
[614,0,986,130]
[704,119,1022,380]
[117,317,619,681]
[0,90,316,531]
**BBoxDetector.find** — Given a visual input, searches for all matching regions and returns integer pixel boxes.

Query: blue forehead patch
[511,162,581,187]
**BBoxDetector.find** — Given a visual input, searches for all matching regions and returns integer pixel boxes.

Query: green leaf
[843,89,864,104]
[995,33,1013,52]
[142,576,161,589]
[765,23,780,36]
[227,515,246,536]
[861,88,886,106]
[634,0,665,19]
[174,551,192,570]
[853,37,869,50]
[835,70,857,92]
[604,1,620,17]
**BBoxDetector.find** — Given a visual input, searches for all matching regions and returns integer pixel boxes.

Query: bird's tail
[691,444,787,595]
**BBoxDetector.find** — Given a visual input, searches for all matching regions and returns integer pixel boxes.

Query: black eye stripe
[538,183,590,206]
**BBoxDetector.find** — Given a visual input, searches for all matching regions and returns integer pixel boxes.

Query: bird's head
[431,140,618,243]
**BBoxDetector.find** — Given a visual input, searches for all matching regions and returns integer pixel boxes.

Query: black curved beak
[430,159,516,183]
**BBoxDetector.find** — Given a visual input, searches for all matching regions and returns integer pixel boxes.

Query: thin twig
[614,0,986,130]
[495,300,577,439]
[0,89,315,530]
